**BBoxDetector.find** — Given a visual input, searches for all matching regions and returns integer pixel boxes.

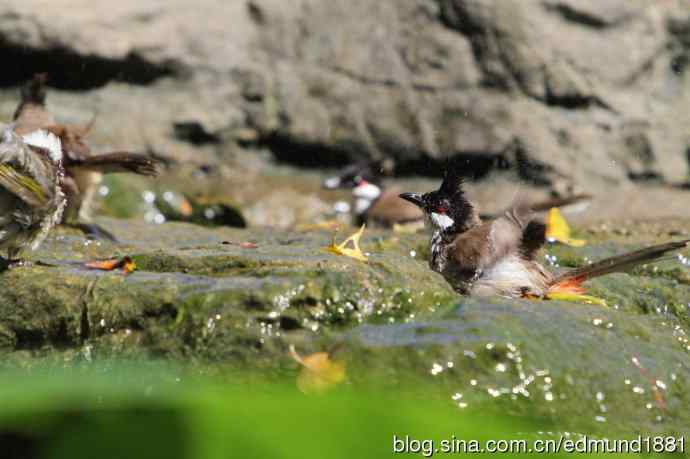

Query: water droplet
[142,190,156,203]
[430,363,444,376]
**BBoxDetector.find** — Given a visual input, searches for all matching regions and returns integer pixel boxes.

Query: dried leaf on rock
[289,345,345,394]
[323,224,368,262]
[85,256,136,275]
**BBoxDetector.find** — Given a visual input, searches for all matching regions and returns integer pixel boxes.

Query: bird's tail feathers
[549,240,689,290]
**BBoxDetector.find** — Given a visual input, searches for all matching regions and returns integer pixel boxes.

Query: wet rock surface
[1,215,688,436]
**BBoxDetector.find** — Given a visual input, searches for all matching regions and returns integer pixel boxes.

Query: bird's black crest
[438,167,465,196]
[20,73,49,105]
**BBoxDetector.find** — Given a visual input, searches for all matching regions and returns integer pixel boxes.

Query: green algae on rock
[0,216,688,438]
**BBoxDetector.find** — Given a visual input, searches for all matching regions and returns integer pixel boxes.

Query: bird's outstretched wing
[67,152,160,176]
[0,162,49,208]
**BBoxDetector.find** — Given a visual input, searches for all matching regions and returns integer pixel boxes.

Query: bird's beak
[399,192,424,208]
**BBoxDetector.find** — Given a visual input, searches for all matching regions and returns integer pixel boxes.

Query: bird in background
[323,158,591,230]
[399,168,689,299]
[13,74,160,239]
[322,159,424,228]
[0,125,66,266]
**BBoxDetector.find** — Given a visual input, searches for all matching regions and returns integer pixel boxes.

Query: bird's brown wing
[447,211,542,274]
[0,145,56,209]
[447,222,493,275]
[43,125,92,162]
[67,152,160,176]
[527,194,592,213]
[365,190,423,226]
[502,202,546,260]
[0,163,48,208]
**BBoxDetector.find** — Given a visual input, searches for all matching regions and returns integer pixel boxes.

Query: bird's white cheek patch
[352,183,381,200]
[430,212,454,229]
[22,130,63,162]
[352,183,381,215]
[354,198,373,215]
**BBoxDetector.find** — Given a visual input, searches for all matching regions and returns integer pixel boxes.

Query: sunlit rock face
[1,0,690,193]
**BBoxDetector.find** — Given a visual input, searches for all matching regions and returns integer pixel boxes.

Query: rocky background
[0,0,689,225]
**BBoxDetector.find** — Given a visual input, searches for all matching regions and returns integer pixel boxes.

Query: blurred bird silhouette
[13,74,160,240]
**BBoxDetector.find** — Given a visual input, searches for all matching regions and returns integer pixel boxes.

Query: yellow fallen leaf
[322,224,368,262]
[295,219,341,232]
[545,291,608,307]
[545,207,586,247]
[289,345,345,394]
[121,257,137,274]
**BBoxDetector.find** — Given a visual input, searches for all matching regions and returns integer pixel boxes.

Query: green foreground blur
[0,363,650,459]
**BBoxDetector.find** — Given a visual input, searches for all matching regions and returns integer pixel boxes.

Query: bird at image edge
[13,74,160,231]
[0,125,66,266]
